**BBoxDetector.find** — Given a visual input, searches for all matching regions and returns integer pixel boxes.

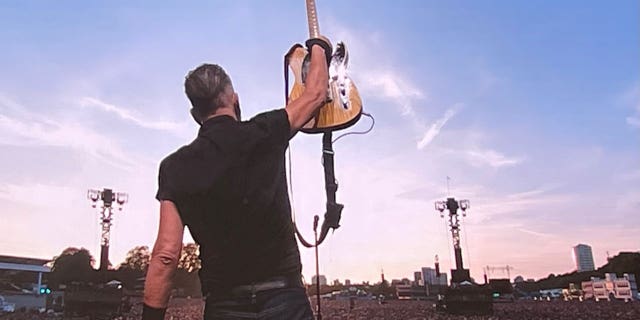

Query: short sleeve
[155,158,180,203]
[246,109,291,148]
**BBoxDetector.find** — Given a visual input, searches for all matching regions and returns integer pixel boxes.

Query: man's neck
[204,109,238,123]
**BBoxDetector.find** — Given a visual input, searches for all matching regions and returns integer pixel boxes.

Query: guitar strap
[283,44,302,109]
[284,44,343,248]
[319,131,344,243]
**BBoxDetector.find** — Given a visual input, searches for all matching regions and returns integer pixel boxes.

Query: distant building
[391,278,411,286]
[421,267,447,286]
[396,284,428,300]
[332,279,341,286]
[573,244,595,272]
[414,271,423,286]
[344,279,351,286]
[0,255,50,293]
[0,255,51,310]
[311,275,327,286]
[581,273,638,302]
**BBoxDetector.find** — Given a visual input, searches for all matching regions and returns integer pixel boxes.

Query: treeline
[46,247,639,297]
[47,244,202,297]
[515,251,640,292]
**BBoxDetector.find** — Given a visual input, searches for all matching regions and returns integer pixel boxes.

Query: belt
[205,275,304,300]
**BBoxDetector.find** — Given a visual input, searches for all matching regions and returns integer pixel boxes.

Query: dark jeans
[204,287,314,320]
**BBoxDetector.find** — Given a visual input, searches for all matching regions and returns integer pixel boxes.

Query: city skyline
[0,0,638,284]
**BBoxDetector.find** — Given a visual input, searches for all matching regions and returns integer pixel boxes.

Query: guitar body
[287,42,363,133]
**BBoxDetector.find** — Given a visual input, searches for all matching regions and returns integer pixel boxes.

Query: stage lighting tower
[87,188,128,271]
[435,197,471,284]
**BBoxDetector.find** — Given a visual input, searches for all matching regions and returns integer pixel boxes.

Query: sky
[0,0,638,284]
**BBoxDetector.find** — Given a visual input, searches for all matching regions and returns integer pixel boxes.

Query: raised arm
[142,200,185,319]
[286,38,331,134]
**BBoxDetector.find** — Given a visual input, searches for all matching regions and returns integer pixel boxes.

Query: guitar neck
[306,0,320,38]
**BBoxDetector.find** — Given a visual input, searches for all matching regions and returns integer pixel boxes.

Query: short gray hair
[184,64,231,120]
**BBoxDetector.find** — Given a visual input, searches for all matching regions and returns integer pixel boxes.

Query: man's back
[156,110,301,293]
[143,42,329,319]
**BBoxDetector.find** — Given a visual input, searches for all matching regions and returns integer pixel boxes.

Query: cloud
[506,184,562,199]
[621,83,640,128]
[360,71,425,116]
[323,21,425,117]
[0,183,79,208]
[0,93,25,112]
[473,190,572,221]
[517,228,555,238]
[0,96,138,170]
[417,108,457,149]
[465,148,523,168]
[618,170,640,181]
[627,116,640,128]
[79,97,185,132]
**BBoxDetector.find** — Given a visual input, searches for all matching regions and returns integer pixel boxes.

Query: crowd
[1,298,639,319]
[313,299,639,320]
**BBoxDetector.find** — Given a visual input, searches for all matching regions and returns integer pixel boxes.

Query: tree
[173,243,202,297]
[112,246,151,289]
[515,252,640,293]
[50,247,95,286]
[371,280,395,297]
[119,246,151,272]
[178,243,201,273]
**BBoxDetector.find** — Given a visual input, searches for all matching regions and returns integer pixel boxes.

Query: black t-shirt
[155,109,301,293]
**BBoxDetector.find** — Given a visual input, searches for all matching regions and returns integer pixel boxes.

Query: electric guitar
[287,0,363,133]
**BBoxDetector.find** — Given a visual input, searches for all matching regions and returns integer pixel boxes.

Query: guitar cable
[284,43,375,319]
[287,112,375,248]
[331,112,375,144]
[283,42,376,248]
[286,113,374,319]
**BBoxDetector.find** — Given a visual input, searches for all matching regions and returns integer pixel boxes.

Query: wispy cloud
[361,71,425,116]
[621,83,640,128]
[79,97,185,132]
[465,148,524,168]
[0,183,79,208]
[417,108,457,149]
[0,95,137,169]
[324,21,425,117]
[0,93,25,112]
[517,228,555,238]
[627,117,640,128]
[506,184,562,199]
[473,189,572,220]
[617,170,640,181]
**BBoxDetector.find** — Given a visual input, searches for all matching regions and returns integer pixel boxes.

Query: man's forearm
[144,254,179,308]
[305,45,329,100]
[286,44,329,131]
[144,201,184,319]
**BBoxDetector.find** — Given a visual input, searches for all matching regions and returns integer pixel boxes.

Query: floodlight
[459,199,470,211]
[88,189,100,202]
[116,192,128,205]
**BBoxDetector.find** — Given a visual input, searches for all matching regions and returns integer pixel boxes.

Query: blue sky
[0,0,638,283]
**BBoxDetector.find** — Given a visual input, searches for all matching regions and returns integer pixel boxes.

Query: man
[142,37,331,320]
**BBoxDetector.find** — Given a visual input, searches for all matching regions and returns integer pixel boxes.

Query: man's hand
[305,36,333,65]
[285,36,330,133]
